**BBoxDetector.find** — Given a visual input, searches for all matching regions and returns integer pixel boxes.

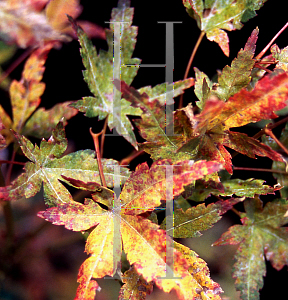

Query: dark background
[1,1,288,299]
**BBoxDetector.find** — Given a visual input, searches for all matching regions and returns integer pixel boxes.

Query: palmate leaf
[179,71,288,173]
[38,159,223,300]
[182,0,267,56]
[0,43,77,145]
[117,79,195,162]
[0,0,105,48]
[194,28,258,108]
[0,121,131,206]
[70,0,143,149]
[213,197,288,299]
[214,28,258,101]
[161,198,243,238]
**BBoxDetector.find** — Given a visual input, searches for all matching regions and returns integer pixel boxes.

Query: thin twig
[89,128,107,187]
[231,207,242,217]
[233,166,288,175]
[0,160,25,166]
[264,128,288,156]
[255,22,288,60]
[253,64,272,74]
[120,150,145,166]
[178,31,205,109]
[0,48,33,86]
[6,149,16,185]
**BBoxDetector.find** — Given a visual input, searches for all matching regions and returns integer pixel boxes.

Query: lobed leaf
[118,79,195,162]
[70,1,142,149]
[213,197,288,299]
[120,159,223,214]
[0,121,131,205]
[214,28,258,101]
[182,0,267,56]
[177,72,288,173]
[0,44,77,145]
[39,158,223,299]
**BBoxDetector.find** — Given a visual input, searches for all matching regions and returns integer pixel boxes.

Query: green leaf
[194,67,213,110]
[213,197,288,299]
[161,198,242,238]
[182,0,267,56]
[271,44,288,72]
[214,28,258,100]
[184,178,278,202]
[117,79,195,162]
[22,101,78,139]
[69,1,142,149]
[0,121,131,206]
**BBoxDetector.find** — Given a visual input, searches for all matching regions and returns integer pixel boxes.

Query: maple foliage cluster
[0,0,288,300]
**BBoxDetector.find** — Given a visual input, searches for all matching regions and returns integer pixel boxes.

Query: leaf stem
[264,127,288,156]
[6,149,16,186]
[255,22,288,60]
[120,149,145,166]
[89,128,107,187]
[231,207,242,217]
[0,160,25,166]
[100,116,108,158]
[233,166,288,175]
[178,31,205,109]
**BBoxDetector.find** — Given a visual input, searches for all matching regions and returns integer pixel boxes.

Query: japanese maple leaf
[38,159,223,300]
[0,121,131,206]
[190,73,288,174]
[178,70,288,173]
[69,1,142,149]
[0,43,77,145]
[115,79,195,162]
[182,0,267,56]
[0,0,105,48]
[194,27,258,107]
[213,197,288,299]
